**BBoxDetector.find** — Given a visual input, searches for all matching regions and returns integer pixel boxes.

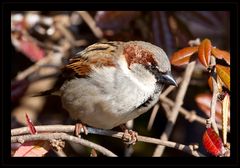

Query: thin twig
[14,50,64,82]
[161,102,172,118]
[12,28,62,52]
[209,56,219,134]
[11,125,204,157]
[160,77,182,97]
[147,77,182,131]
[53,149,67,157]
[188,38,201,47]
[124,120,134,157]
[15,54,53,81]
[77,11,103,39]
[55,23,76,46]
[159,95,229,132]
[11,133,117,157]
[90,149,98,157]
[147,104,160,131]
[23,30,63,52]
[153,61,196,157]
[124,146,134,157]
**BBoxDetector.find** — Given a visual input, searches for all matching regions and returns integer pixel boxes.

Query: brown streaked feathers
[63,42,119,76]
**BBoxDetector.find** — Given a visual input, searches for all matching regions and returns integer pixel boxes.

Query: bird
[37,41,177,143]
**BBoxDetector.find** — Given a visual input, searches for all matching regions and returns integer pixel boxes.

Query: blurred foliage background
[11,11,230,157]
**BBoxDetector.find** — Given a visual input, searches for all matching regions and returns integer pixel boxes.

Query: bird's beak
[161,72,177,87]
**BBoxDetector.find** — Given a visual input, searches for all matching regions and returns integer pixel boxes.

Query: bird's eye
[146,64,160,76]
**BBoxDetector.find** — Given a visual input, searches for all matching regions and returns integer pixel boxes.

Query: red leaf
[13,140,50,157]
[198,39,212,67]
[20,40,45,62]
[212,47,230,65]
[11,79,29,102]
[202,128,223,156]
[25,113,37,134]
[170,47,198,66]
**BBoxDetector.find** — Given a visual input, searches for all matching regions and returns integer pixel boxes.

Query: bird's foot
[74,122,88,137]
[120,125,138,145]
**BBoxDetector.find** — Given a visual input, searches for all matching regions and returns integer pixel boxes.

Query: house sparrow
[40,41,177,141]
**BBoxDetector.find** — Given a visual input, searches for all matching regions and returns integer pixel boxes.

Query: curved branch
[11,125,204,157]
[11,132,117,157]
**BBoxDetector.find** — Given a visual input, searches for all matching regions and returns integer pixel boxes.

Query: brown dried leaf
[170,47,198,66]
[198,39,212,67]
[212,47,230,65]
[216,64,230,91]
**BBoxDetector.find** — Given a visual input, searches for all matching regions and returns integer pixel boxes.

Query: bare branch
[77,11,103,39]
[11,125,204,157]
[153,61,196,157]
[15,54,52,81]
[188,38,201,47]
[147,104,160,131]
[161,102,172,118]
[11,132,117,157]
[159,95,229,132]
[55,22,76,46]
[208,56,219,134]
[53,149,67,157]
[147,77,182,131]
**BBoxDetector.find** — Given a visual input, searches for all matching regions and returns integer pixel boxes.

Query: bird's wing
[63,42,120,77]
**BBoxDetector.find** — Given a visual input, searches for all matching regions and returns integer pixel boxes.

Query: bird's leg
[74,121,88,137]
[120,124,138,145]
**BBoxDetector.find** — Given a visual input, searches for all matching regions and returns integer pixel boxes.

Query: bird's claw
[122,129,138,145]
[74,123,88,137]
